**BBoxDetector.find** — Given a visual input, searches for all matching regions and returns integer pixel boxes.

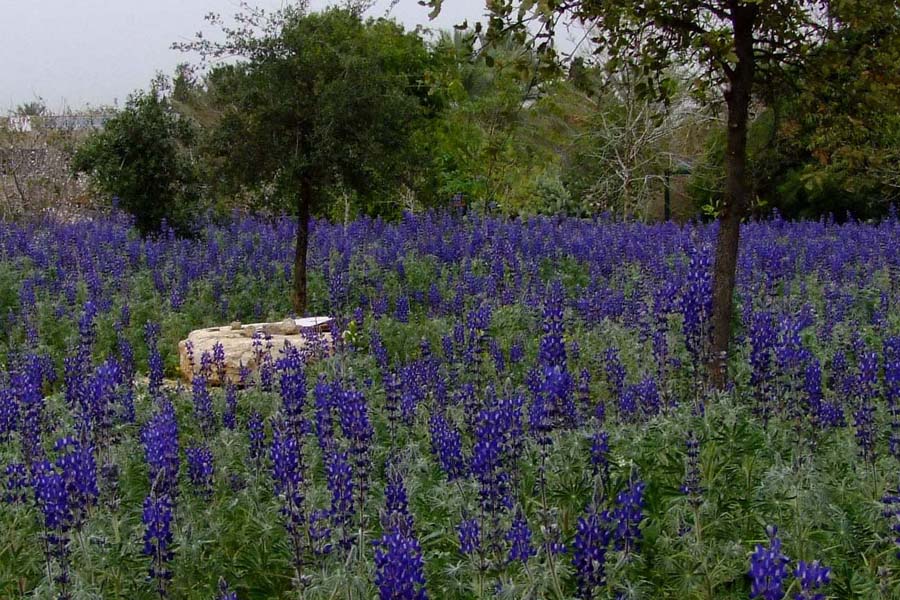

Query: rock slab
[178,317,334,384]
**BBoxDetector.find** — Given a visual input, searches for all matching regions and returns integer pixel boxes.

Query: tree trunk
[709,4,757,388]
[292,179,312,316]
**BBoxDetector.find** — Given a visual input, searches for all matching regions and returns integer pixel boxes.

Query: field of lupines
[1,210,900,599]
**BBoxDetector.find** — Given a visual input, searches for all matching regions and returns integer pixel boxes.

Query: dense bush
[1,210,899,598]
[71,91,199,234]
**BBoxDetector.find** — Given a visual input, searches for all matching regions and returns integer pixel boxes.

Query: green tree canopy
[72,89,197,234]
[755,0,900,219]
[177,5,431,313]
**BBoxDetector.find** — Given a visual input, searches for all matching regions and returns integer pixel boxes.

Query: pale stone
[178,317,333,385]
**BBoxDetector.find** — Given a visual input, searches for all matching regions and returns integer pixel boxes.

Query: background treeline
[21,3,899,230]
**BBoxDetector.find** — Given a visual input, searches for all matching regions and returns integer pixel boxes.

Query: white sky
[0,0,488,112]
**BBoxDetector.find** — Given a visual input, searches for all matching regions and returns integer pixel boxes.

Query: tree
[429,0,833,386]
[423,30,548,213]
[557,63,713,219]
[753,0,900,219]
[177,5,430,314]
[72,88,197,234]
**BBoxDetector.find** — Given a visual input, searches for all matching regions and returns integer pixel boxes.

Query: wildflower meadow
[1,209,899,599]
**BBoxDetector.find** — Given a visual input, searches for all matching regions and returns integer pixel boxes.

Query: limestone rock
[178,317,333,385]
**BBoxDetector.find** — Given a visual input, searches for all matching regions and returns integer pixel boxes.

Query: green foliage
[419,30,555,214]
[751,0,900,219]
[72,90,198,233]
[185,7,431,218]
[3,213,900,597]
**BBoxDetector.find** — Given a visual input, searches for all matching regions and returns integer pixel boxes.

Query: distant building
[7,115,32,132]
[4,112,115,133]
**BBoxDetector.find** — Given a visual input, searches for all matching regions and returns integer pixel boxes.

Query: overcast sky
[0,0,487,112]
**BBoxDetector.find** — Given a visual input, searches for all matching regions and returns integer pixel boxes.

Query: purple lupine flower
[885,337,900,458]
[238,363,251,388]
[804,358,841,430]
[314,377,335,453]
[395,294,410,323]
[882,479,900,558]
[887,337,900,405]
[257,340,274,393]
[247,411,265,468]
[428,410,466,481]
[216,578,238,600]
[373,531,428,600]
[441,335,455,364]
[528,388,551,447]
[577,369,592,421]
[382,468,414,536]
[0,388,16,443]
[82,359,122,449]
[77,300,97,360]
[63,354,88,435]
[325,449,354,543]
[185,445,214,498]
[681,431,702,508]
[680,249,712,366]
[384,370,401,433]
[191,374,215,437]
[542,365,577,429]
[857,349,878,402]
[142,402,180,497]
[118,365,136,425]
[619,384,639,421]
[457,517,481,556]
[572,508,612,599]
[278,345,307,434]
[749,311,776,421]
[212,342,227,384]
[604,347,626,403]
[427,282,442,316]
[749,525,790,600]
[399,364,424,425]
[17,357,47,468]
[142,493,175,598]
[612,480,646,555]
[3,463,29,504]
[472,407,515,518]
[373,294,389,319]
[145,322,164,399]
[590,431,611,489]
[793,560,830,600]
[370,330,390,372]
[828,352,854,399]
[506,510,536,563]
[509,338,525,364]
[489,338,506,374]
[53,436,99,525]
[183,340,196,375]
[469,302,493,336]
[308,509,334,556]
[635,377,662,418]
[337,387,374,499]
[32,459,73,599]
[270,419,306,569]
[199,351,214,380]
[543,523,568,557]
[270,421,303,498]
[33,459,72,532]
[538,280,567,370]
